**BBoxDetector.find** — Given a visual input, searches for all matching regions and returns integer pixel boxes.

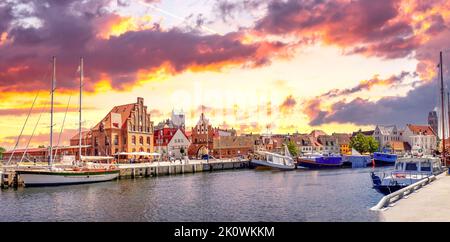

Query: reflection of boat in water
[297,153,342,169]
[250,145,295,171]
[371,156,443,195]
[373,152,397,165]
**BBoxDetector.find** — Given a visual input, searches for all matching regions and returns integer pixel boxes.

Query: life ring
[395,173,406,178]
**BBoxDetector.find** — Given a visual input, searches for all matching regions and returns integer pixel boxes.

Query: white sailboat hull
[18,171,119,187]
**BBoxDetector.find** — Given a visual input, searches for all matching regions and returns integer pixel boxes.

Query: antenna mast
[78,57,83,164]
[440,51,446,165]
[49,56,56,166]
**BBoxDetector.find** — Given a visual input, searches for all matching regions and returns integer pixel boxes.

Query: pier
[116,159,249,178]
[379,173,450,222]
[1,159,250,188]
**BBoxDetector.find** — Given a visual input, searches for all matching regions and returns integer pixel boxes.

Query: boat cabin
[394,157,442,175]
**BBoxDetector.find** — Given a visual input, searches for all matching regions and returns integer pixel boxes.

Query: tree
[349,133,379,154]
[287,141,298,157]
[366,136,379,153]
[349,133,368,153]
[0,147,5,160]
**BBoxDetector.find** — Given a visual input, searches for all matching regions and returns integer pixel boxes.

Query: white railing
[370,175,436,211]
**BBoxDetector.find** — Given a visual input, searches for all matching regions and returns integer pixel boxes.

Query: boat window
[405,163,418,171]
[420,162,431,172]
[395,162,403,170]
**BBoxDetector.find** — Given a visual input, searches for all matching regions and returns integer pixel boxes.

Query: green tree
[0,147,5,160]
[366,136,379,153]
[349,133,368,153]
[287,141,298,157]
[350,133,379,154]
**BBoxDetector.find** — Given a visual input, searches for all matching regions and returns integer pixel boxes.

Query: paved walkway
[381,173,450,222]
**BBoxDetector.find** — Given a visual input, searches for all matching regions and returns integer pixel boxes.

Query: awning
[81,155,114,161]
[115,152,161,156]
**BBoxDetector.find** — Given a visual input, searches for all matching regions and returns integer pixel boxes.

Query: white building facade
[167,129,191,159]
[401,124,437,155]
[373,125,400,150]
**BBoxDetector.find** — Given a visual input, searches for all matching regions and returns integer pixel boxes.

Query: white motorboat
[250,145,296,170]
[371,156,444,195]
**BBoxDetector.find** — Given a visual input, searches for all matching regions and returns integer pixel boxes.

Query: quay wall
[1,159,250,188]
[117,159,250,179]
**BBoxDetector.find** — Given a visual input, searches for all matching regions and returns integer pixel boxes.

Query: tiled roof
[93,103,134,130]
[376,125,397,135]
[213,136,255,149]
[407,124,436,136]
[389,141,411,151]
[332,133,351,144]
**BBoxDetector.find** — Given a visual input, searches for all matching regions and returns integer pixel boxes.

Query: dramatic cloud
[0,0,288,95]
[279,95,297,114]
[253,0,449,60]
[322,71,415,99]
[306,80,439,126]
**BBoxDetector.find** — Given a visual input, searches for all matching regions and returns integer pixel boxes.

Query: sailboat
[16,57,120,187]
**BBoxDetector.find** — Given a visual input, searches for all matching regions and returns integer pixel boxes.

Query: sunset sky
[1,0,450,149]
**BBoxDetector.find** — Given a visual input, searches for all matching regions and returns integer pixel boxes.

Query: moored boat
[14,57,120,187]
[17,165,119,187]
[371,156,443,195]
[297,154,343,169]
[373,152,397,165]
[250,145,296,171]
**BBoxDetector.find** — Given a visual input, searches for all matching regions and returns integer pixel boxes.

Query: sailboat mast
[49,56,56,166]
[440,51,445,164]
[78,57,83,163]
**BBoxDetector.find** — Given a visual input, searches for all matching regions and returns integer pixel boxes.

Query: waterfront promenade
[381,173,450,222]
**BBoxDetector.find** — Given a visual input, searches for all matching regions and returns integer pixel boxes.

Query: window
[132,136,136,144]
[147,137,151,144]
[114,135,119,145]
[139,136,143,144]
[405,163,418,171]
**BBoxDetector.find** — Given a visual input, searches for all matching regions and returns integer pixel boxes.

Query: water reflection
[0,167,391,221]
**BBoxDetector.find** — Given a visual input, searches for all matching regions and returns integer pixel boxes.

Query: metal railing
[370,175,436,211]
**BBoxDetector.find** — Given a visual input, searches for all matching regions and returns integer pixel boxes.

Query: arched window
[132,136,136,144]
[139,136,143,144]
[147,137,151,144]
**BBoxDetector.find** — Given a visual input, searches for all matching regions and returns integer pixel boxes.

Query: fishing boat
[250,145,296,170]
[370,156,443,195]
[297,153,343,169]
[373,151,397,165]
[16,57,119,187]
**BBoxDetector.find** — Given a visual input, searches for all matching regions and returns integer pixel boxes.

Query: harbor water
[0,167,391,222]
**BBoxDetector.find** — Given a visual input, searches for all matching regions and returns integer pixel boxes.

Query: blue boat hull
[373,152,397,165]
[297,156,343,169]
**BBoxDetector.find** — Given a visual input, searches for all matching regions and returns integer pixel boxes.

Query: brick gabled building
[70,97,154,157]
[187,113,217,158]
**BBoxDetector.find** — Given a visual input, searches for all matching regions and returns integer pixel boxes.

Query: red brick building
[187,113,217,158]
[70,97,154,158]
